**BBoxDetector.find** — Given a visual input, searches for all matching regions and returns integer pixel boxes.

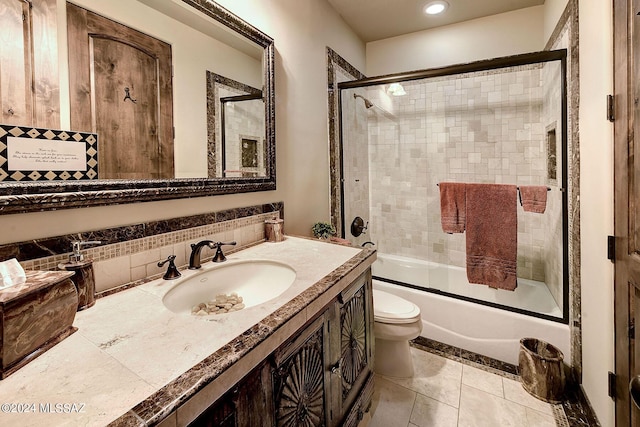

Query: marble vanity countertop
[0,237,375,427]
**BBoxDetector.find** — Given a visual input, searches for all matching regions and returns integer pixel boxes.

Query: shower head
[353,93,374,109]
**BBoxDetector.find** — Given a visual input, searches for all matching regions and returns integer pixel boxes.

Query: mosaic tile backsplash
[1,202,283,293]
[342,62,565,310]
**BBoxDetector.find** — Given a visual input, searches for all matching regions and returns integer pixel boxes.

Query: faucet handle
[212,241,237,263]
[158,255,181,280]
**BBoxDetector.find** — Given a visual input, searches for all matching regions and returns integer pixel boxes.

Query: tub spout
[361,241,376,248]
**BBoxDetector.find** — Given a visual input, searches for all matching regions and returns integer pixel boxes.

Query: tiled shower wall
[343,62,565,309]
[541,60,565,308]
[5,204,282,294]
[342,84,371,248]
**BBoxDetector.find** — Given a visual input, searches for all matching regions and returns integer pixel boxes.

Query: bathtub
[372,253,570,365]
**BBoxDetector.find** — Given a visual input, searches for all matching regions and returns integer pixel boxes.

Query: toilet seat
[373,289,421,324]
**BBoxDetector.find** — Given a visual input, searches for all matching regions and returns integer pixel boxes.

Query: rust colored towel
[519,185,548,213]
[466,183,518,291]
[439,182,466,233]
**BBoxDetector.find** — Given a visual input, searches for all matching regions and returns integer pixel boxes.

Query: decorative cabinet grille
[340,286,368,399]
[274,324,327,427]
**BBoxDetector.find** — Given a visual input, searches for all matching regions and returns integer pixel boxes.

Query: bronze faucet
[189,240,216,269]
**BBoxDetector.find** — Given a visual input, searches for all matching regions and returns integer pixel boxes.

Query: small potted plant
[311,222,336,240]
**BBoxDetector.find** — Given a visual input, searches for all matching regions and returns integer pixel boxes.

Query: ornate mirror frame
[0,0,275,215]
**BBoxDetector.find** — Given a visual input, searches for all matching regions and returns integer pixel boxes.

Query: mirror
[0,0,275,214]
[206,71,266,178]
[221,97,266,178]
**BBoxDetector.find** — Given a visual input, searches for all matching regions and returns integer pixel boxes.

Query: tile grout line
[457,362,463,425]
[407,389,418,427]
[457,366,462,427]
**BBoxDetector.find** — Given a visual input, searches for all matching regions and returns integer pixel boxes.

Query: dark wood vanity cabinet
[190,270,374,427]
[272,267,375,427]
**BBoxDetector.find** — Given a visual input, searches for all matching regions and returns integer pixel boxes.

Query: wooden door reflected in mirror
[67,3,174,180]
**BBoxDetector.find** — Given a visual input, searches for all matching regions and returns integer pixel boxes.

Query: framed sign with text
[0,125,98,181]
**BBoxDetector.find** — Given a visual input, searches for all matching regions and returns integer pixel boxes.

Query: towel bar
[436,183,552,191]
[517,186,551,191]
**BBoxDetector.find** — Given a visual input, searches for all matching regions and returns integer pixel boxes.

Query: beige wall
[215,0,366,237]
[578,0,615,425]
[544,0,571,43]
[0,0,366,244]
[366,6,545,76]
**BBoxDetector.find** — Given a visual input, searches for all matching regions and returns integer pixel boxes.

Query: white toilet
[373,289,423,378]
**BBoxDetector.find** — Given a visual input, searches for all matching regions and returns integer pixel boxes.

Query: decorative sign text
[7,137,87,171]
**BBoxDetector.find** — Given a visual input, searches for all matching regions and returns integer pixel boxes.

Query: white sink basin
[162,259,297,315]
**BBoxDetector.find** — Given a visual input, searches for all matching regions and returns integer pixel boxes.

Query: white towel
[0,258,26,289]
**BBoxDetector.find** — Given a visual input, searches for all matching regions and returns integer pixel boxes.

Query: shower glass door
[338,50,568,322]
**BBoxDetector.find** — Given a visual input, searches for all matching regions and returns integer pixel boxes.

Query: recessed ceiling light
[424,0,449,15]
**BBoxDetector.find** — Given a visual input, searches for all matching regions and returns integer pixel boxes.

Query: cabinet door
[189,394,236,427]
[336,271,374,420]
[235,361,274,427]
[190,361,273,427]
[273,314,329,427]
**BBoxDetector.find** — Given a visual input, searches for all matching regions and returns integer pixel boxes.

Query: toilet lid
[373,289,421,324]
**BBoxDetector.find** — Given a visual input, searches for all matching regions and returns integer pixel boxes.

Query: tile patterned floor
[369,347,565,427]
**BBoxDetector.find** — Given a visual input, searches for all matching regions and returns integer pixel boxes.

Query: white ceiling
[326,0,545,42]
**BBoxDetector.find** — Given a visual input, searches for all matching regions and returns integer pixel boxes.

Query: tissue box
[0,270,78,379]
[0,258,26,289]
